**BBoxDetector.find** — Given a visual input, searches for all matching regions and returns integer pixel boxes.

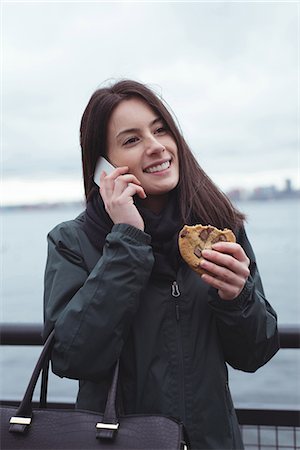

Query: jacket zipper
[171,281,186,424]
[171,281,180,319]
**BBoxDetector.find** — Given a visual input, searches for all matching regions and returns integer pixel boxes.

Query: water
[0,200,299,407]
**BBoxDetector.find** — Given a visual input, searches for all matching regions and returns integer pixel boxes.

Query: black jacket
[44,214,279,449]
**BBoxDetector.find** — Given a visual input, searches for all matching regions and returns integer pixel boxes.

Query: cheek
[108,149,130,168]
[121,156,141,175]
[173,152,180,173]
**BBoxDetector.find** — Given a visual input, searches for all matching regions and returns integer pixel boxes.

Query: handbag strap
[39,357,50,408]
[9,329,120,440]
[9,329,55,433]
[96,359,119,439]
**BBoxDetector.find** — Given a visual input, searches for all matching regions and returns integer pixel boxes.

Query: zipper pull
[172,282,180,321]
[171,281,180,297]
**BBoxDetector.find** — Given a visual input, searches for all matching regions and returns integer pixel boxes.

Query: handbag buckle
[96,422,119,440]
[10,417,32,426]
[96,422,119,430]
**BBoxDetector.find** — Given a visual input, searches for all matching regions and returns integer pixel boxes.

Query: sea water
[0,199,299,407]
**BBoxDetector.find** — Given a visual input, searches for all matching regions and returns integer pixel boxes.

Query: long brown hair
[80,80,245,231]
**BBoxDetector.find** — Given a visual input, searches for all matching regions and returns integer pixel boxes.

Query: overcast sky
[2,1,299,205]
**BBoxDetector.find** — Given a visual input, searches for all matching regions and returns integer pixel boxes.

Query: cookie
[178,224,236,276]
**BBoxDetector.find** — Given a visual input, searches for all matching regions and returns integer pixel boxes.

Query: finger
[112,179,145,200]
[200,260,249,286]
[201,271,239,290]
[201,272,245,300]
[201,250,250,278]
[116,173,142,185]
[100,167,129,181]
[200,258,246,284]
[99,169,108,184]
[99,170,115,199]
[129,183,147,199]
[116,182,147,200]
[100,167,132,194]
[113,175,142,195]
[211,242,250,263]
[108,166,129,178]
[100,165,129,185]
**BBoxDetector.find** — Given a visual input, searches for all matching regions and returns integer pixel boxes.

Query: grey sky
[2,1,298,204]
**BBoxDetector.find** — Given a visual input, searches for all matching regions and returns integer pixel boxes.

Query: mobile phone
[94,157,116,186]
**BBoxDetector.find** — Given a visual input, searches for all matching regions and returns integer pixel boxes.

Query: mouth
[144,160,171,174]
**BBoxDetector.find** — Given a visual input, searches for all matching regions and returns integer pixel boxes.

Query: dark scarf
[82,189,183,282]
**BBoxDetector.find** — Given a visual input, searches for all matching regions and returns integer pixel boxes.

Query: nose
[145,135,165,155]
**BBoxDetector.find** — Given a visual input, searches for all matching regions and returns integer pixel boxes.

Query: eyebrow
[116,117,162,140]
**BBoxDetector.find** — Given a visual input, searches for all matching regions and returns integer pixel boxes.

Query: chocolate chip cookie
[178,224,236,275]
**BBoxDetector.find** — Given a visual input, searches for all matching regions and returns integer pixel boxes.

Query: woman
[44,80,279,449]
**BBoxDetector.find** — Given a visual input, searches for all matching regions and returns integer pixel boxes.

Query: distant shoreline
[0,201,85,212]
[2,177,299,211]
[1,194,299,212]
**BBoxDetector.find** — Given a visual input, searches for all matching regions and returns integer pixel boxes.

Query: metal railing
[1,323,299,450]
[1,323,299,348]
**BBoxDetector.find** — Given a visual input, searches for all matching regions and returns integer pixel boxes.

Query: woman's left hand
[200,243,250,300]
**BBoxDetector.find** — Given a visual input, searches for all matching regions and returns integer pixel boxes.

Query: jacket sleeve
[208,226,280,372]
[43,222,155,382]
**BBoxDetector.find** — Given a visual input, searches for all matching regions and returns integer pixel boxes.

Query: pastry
[178,224,236,275]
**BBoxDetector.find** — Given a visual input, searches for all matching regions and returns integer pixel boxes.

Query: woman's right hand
[99,166,146,231]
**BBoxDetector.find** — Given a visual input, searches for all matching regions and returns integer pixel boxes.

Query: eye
[154,125,167,135]
[123,136,139,146]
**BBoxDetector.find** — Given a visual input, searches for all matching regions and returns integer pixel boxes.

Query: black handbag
[0,330,189,449]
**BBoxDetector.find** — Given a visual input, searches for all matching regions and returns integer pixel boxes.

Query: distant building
[226,189,242,202]
[225,178,300,202]
[250,185,277,201]
[284,178,292,194]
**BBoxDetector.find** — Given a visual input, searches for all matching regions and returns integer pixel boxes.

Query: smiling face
[106,97,179,205]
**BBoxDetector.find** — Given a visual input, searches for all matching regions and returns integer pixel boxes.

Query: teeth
[145,161,170,173]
